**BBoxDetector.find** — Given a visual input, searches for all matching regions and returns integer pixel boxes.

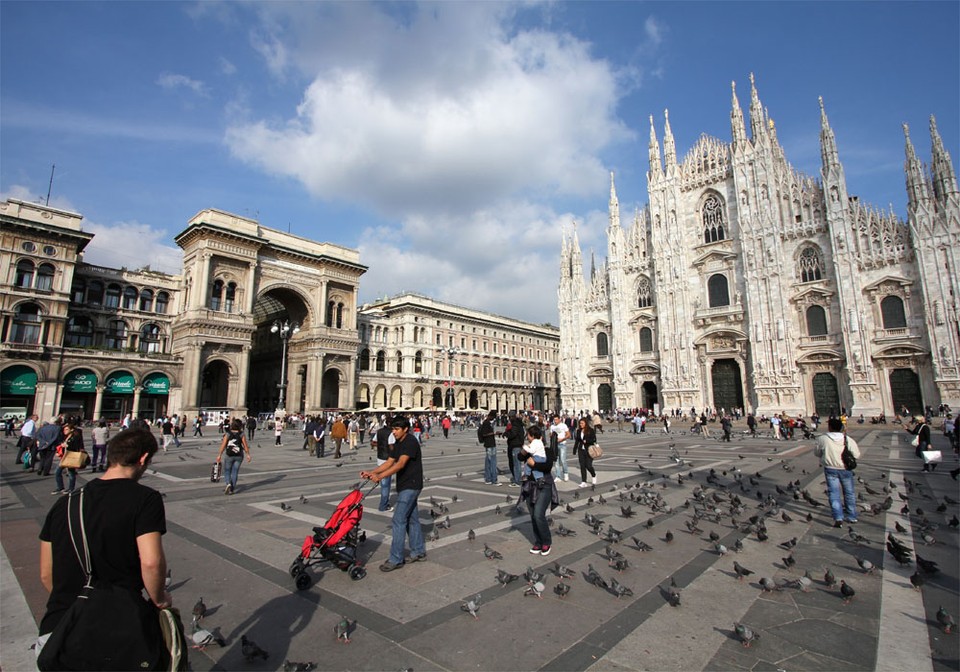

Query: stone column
[245,261,258,313]
[131,386,143,419]
[92,385,104,420]
[235,346,251,414]
[198,252,212,309]
[319,281,329,327]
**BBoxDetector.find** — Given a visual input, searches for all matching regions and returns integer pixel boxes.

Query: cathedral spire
[730,80,747,148]
[903,123,930,207]
[648,115,663,181]
[819,96,840,170]
[930,114,959,202]
[609,172,621,230]
[589,249,596,280]
[748,72,766,143]
[663,109,677,172]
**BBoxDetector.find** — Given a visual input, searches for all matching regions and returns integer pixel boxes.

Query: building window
[414,351,423,374]
[702,194,726,243]
[155,291,169,314]
[436,361,442,375]
[639,327,654,352]
[139,289,154,312]
[65,316,94,347]
[360,349,370,371]
[326,300,344,328]
[71,280,87,304]
[106,320,128,349]
[806,305,828,336]
[14,260,34,288]
[87,281,104,306]
[881,295,907,329]
[122,286,138,310]
[11,303,42,344]
[798,246,824,283]
[637,277,653,308]
[375,350,385,372]
[35,263,55,291]
[396,351,403,373]
[224,282,236,313]
[707,274,730,308]
[596,332,609,357]
[139,323,161,353]
[210,280,223,311]
[104,284,121,308]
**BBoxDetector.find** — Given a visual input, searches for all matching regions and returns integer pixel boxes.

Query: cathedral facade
[558,75,959,418]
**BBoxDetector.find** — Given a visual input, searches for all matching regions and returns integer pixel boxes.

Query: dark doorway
[321,369,341,408]
[641,381,658,410]
[432,388,443,407]
[812,372,840,416]
[247,288,309,415]
[469,390,479,409]
[597,383,613,412]
[200,360,230,408]
[711,359,743,411]
[889,368,922,416]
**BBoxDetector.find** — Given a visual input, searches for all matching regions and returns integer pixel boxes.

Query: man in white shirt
[550,415,571,482]
[16,414,38,465]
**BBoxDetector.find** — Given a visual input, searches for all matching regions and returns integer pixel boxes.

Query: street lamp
[438,345,462,409]
[271,319,300,414]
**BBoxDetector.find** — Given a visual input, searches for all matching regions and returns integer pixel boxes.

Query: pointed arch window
[702,194,726,243]
[881,296,907,329]
[798,246,824,283]
[708,274,730,307]
[637,277,653,308]
[596,332,609,357]
[806,305,828,336]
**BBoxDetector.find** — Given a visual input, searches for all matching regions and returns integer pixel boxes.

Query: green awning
[142,372,170,395]
[63,368,98,393]
[1,365,37,396]
[105,371,135,395]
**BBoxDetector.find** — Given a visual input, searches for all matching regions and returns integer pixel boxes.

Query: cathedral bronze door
[711,359,743,411]
[889,369,922,416]
[812,373,840,416]
[597,383,613,412]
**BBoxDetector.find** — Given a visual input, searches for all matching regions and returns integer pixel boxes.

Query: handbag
[587,444,603,459]
[59,450,90,470]
[910,434,920,447]
[921,450,943,464]
[210,461,222,483]
[841,435,857,471]
[37,489,181,671]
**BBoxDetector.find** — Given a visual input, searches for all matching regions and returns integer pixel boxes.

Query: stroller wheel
[289,559,304,578]
[349,566,367,581]
[295,572,312,591]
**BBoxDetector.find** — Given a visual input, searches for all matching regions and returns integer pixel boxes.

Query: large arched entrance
[200,361,230,408]
[711,359,743,411]
[247,287,310,415]
[812,372,840,416]
[432,387,443,408]
[641,381,658,410]
[597,383,613,412]
[322,369,341,408]
[889,369,923,416]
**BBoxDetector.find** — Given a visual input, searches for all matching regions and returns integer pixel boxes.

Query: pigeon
[707,530,720,542]
[334,617,351,643]
[782,554,796,570]
[759,577,780,592]
[664,530,674,543]
[732,538,744,553]
[620,505,635,518]
[733,561,754,581]
[778,537,798,550]
[483,544,503,560]
[909,570,925,591]
[283,661,317,672]
[787,574,813,592]
[241,634,269,661]
[936,606,955,634]
[585,564,609,590]
[610,577,633,599]
[915,555,939,574]
[840,580,856,604]
[895,520,908,534]
[553,562,575,579]
[496,569,519,587]
[663,583,682,606]
[299,495,308,504]
[631,536,653,552]
[554,581,571,598]
[847,528,870,545]
[524,581,546,598]
[281,502,292,512]
[714,542,728,556]
[427,527,440,542]
[460,594,482,619]
[781,511,793,523]
[192,596,207,625]
[524,567,545,584]
[824,568,837,587]
[556,524,577,537]
[856,558,875,574]
[734,622,760,648]
[609,557,629,573]
[467,529,476,541]
[191,627,226,649]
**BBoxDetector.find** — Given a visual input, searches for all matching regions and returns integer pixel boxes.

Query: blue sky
[2,1,957,325]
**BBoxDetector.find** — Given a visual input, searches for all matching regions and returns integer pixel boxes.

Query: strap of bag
[66,489,94,588]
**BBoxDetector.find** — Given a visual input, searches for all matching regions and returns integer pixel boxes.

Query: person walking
[274,417,284,446]
[35,418,62,477]
[52,421,84,496]
[348,415,360,451]
[193,415,203,437]
[91,421,110,472]
[573,417,598,488]
[216,418,252,495]
[813,417,861,527]
[903,415,934,471]
[330,416,348,458]
[479,410,500,486]
[519,426,556,556]
[16,414,38,466]
[549,414,570,482]
[361,417,426,571]
[246,415,257,441]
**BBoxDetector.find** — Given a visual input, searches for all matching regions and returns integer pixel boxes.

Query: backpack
[225,432,242,457]
[477,423,485,443]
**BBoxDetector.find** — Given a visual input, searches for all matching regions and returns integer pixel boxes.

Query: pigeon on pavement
[460,594,482,619]
[735,623,760,648]
[523,581,546,598]
[554,581,571,598]
[553,562,575,579]
[192,597,206,626]
[191,627,226,649]
[496,569,520,587]
[334,617,351,643]
[283,661,317,672]
[936,606,955,634]
[610,578,633,599]
[483,544,503,560]
[840,580,856,605]
[241,634,269,661]
[733,561,754,581]
[856,558,875,574]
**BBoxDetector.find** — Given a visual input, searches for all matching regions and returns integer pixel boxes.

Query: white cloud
[219,56,237,76]
[156,72,208,97]
[81,221,183,275]
[644,16,665,47]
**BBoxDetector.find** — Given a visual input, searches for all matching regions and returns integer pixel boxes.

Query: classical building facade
[356,293,560,412]
[559,76,959,417]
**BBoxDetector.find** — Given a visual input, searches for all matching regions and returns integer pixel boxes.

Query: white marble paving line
[0,543,39,672]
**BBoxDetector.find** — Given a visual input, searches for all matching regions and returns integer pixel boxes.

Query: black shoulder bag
[38,489,181,671]
[841,434,857,471]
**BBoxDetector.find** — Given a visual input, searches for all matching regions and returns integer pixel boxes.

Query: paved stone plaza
[2,423,958,671]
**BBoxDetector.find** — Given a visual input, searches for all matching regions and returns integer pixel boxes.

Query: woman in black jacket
[904,414,935,471]
[573,416,598,488]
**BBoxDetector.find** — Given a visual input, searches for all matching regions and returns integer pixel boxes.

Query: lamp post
[438,345,462,409]
[271,319,300,414]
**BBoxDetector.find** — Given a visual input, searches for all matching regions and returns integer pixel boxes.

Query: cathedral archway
[597,384,613,412]
[641,381,658,410]
[247,286,311,415]
[889,369,922,416]
[711,359,743,411]
[812,372,840,416]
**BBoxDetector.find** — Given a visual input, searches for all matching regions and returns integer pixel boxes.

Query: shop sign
[1,366,37,396]
[64,369,98,393]
[105,372,135,395]
[143,373,170,395]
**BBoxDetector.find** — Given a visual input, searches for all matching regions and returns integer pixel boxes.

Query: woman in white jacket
[813,417,861,528]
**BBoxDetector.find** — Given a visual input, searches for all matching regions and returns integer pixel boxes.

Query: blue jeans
[484,446,498,483]
[553,442,568,479]
[55,466,76,492]
[389,488,426,565]
[824,467,857,521]
[377,458,392,510]
[223,455,243,490]
[527,479,553,547]
[510,447,523,484]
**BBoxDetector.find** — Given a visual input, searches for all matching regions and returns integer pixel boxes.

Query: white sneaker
[563,474,569,482]
[579,482,588,488]
[591,476,597,485]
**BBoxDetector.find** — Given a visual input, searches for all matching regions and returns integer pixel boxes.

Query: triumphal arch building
[172,209,366,419]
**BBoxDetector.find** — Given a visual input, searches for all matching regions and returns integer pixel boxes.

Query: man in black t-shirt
[479,410,499,485]
[360,416,426,571]
[37,428,169,656]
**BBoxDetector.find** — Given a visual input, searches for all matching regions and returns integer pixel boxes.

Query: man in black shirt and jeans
[361,416,426,571]
[504,412,525,487]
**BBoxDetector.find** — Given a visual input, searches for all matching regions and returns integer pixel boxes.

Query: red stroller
[289,483,373,590]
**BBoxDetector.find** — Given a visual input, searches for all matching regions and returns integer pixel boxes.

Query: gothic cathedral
[558,75,959,418]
